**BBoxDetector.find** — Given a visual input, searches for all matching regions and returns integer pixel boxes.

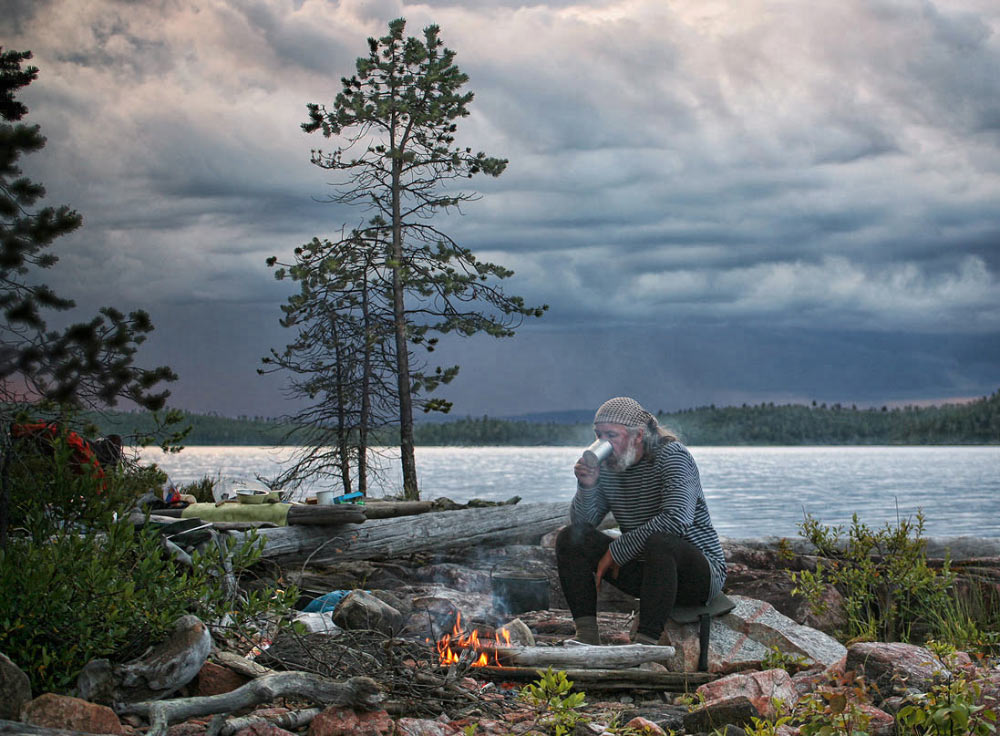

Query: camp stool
[669,593,736,671]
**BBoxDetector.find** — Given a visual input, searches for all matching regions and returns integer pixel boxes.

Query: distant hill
[12,390,998,446]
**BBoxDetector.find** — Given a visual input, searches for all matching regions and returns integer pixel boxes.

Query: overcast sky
[5,0,999,419]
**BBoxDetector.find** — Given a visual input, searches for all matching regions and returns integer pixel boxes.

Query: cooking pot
[491,570,550,614]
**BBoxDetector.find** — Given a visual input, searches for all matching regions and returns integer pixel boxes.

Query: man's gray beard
[611,442,639,470]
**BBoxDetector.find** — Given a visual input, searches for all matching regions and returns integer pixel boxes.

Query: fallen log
[286,505,366,526]
[117,671,381,736]
[218,707,321,736]
[470,666,715,691]
[487,643,676,670]
[234,502,569,561]
[212,651,275,679]
[361,500,432,519]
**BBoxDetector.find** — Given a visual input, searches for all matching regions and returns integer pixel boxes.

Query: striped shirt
[570,440,726,602]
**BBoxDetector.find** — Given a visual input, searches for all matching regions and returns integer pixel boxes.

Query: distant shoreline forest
[88,390,1000,447]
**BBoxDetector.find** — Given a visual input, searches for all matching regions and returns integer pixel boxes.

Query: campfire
[435,613,512,667]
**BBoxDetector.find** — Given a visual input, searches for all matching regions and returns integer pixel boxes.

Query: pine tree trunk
[391,158,419,500]
[358,266,371,494]
[332,317,352,493]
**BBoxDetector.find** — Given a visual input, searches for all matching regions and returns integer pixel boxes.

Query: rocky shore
[2,515,998,736]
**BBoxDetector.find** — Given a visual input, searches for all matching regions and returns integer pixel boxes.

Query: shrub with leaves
[0,429,295,693]
[896,642,999,736]
[519,667,588,736]
[790,511,956,643]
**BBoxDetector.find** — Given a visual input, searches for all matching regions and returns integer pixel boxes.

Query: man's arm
[569,458,610,526]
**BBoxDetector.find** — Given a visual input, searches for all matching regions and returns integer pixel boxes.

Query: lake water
[137,445,1000,539]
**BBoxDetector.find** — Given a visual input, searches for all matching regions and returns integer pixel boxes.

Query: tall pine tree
[299,20,546,499]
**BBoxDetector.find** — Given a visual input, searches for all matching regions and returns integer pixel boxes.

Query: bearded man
[556,397,726,645]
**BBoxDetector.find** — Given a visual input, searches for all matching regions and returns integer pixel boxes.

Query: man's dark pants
[555,523,712,641]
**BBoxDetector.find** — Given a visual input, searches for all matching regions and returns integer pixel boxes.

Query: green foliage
[519,667,587,735]
[179,475,217,503]
[791,511,956,643]
[795,682,873,736]
[0,49,175,411]
[760,645,810,673]
[897,671,998,735]
[0,433,295,693]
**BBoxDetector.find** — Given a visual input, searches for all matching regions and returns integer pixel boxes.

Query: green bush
[0,429,295,693]
[790,511,957,644]
[897,669,998,735]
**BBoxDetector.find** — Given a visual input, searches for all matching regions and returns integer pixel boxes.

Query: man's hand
[574,458,600,488]
[595,548,620,593]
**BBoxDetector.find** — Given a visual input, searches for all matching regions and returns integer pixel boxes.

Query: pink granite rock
[195,661,250,696]
[624,715,667,735]
[23,693,123,734]
[846,642,947,700]
[308,707,393,736]
[395,717,459,736]
[697,668,799,719]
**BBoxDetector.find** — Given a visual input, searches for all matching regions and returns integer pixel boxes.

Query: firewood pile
[257,628,514,720]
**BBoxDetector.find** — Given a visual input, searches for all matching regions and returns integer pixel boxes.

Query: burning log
[435,616,674,670]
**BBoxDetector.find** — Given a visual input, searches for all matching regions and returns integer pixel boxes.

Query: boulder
[0,651,31,720]
[232,724,298,736]
[856,703,896,736]
[846,642,947,701]
[697,669,799,720]
[394,717,458,736]
[791,658,847,697]
[332,590,404,636]
[23,693,123,734]
[661,596,846,673]
[308,707,393,736]
[407,563,491,593]
[724,560,848,633]
[683,695,760,733]
[195,661,250,697]
[166,722,208,736]
[623,716,667,735]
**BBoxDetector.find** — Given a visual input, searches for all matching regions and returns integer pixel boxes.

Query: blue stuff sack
[303,590,351,613]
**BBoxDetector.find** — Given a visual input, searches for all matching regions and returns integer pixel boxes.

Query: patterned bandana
[593,397,654,428]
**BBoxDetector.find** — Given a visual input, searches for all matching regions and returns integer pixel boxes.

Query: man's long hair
[635,418,678,455]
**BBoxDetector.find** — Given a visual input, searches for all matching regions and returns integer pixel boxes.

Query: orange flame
[434,612,512,667]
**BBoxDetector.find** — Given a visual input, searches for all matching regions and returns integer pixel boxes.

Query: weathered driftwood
[236,502,569,562]
[472,666,715,691]
[211,651,275,679]
[488,643,675,669]
[361,500,432,519]
[117,671,381,736]
[218,707,321,736]
[286,505,366,526]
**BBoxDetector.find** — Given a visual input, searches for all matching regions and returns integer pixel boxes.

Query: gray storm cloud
[4,0,998,416]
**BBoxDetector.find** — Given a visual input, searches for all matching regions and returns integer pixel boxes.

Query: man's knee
[644,532,687,559]
[556,523,596,555]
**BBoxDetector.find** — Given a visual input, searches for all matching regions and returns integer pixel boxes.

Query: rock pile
[2,533,998,736]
